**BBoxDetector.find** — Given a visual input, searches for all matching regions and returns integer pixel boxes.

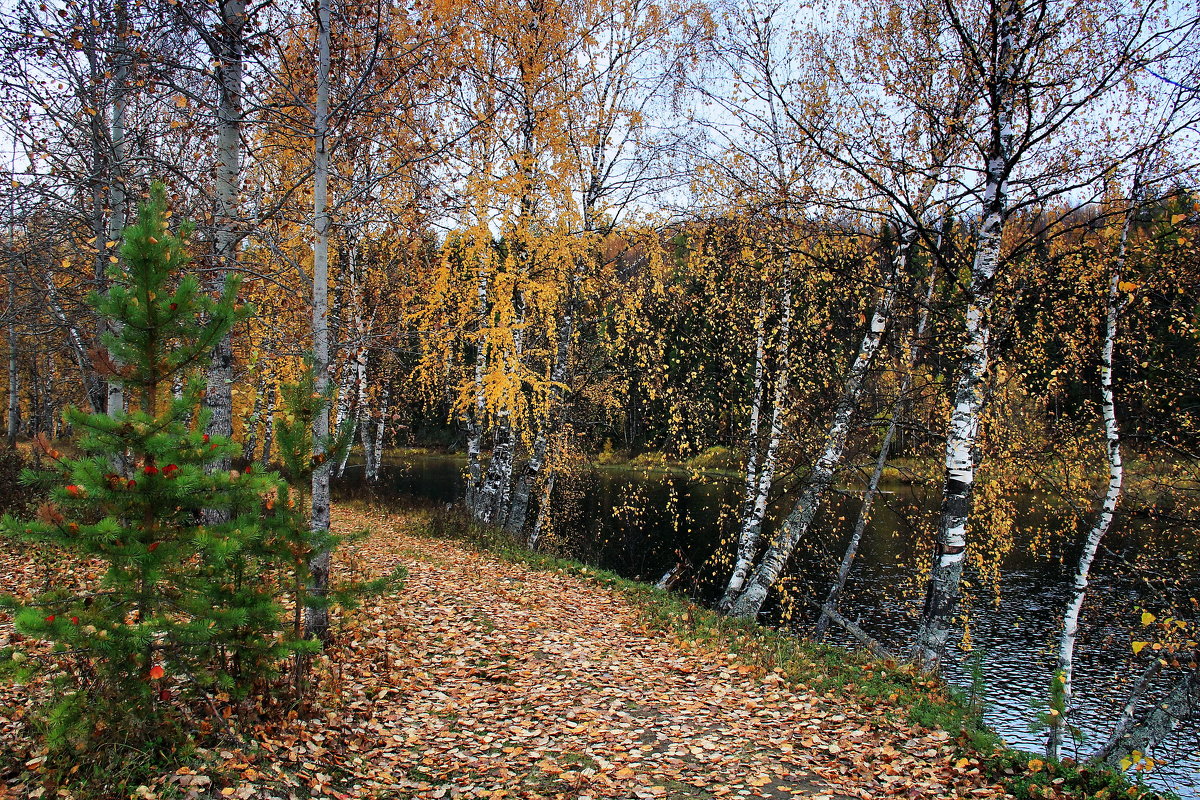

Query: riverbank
[381,447,1198,509]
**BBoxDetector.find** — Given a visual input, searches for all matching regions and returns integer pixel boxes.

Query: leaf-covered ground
[1,506,1014,799]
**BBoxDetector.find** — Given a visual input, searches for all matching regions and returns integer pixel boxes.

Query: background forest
[1,0,1200,792]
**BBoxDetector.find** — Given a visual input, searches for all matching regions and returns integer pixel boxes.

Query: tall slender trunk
[305,0,332,641]
[203,0,245,467]
[728,262,897,620]
[242,374,266,463]
[105,0,129,421]
[260,381,277,466]
[816,237,938,640]
[1046,201,1131,759]
[45,274,103,414]
[465,264,489,515]
[911,4,1015,670]
[740,296,770,509]
[6,258,17,447]
[720,276,792,611]
[477,288,525,524]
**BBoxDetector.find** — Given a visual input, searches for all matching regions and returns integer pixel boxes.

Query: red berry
[202,434,210,443]
[70,616,79,625]
[148,542,160,553]
[169,302,178,311]
[44,615,55,623]
[65,485,81,496]
[144,465,159,476]
[127,479,136,489]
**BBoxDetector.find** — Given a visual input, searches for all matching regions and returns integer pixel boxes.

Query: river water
[336,453,1199,797]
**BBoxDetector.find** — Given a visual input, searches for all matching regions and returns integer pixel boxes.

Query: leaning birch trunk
[1086,658,1163,765]
[202,0,245,519]
[305,0,332,641]
[719,277,792,611]
[1046,203,1131,760]
[728,266,897,620]
[815,245,938,640]
[1094,670,1198,770]
[45,275,103,414]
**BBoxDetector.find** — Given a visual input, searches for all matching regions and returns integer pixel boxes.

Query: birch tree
[911,0,1189,670]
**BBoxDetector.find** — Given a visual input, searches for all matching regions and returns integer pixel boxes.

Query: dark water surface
[337,453,1199,797]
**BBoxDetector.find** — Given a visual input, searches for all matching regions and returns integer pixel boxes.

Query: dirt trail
[288,507,1009,800]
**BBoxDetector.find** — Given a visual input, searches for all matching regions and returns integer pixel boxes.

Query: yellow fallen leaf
[1132,641,1148,654]
[1141,611,1155,625]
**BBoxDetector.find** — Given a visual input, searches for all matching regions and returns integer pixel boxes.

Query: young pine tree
[0,185,316,762]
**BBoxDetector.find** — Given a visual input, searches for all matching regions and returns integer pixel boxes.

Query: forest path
[281,505,1010,800]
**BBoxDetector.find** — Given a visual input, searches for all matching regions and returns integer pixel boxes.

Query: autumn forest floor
[1,505,1066,799]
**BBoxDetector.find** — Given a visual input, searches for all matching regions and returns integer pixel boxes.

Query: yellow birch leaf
[1132,641,1148,654]
[1141,611,1155,625]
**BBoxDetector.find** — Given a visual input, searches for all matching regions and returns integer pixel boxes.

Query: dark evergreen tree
[0,184,317,763]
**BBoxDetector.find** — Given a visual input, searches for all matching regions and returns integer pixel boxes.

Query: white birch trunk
[719,278,792,611]
[911,12,1015,667]
[364,386,388,483]
[478,423,516,524]
[333,349,366,478]
[105,0,129,422]
[509,305,573,538]
[1046,203,1131,760]
[737,298,769,517]
[465,264,489,516]
[728,266,897,620]
[305,0,332,641]
[203,0,245,476]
